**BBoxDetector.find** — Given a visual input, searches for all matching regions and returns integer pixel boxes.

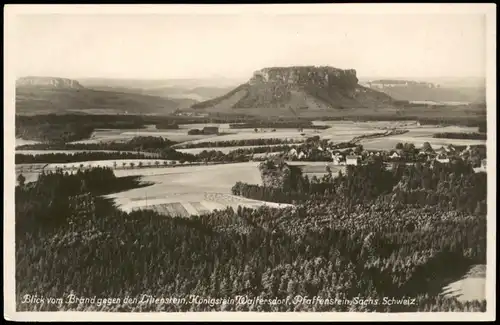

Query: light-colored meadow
[441,265,486,302]
[106,162,292,216]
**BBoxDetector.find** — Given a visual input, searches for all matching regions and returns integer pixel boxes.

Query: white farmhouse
[332,154,342,165]
[288,148,298,158]
[298,151,307,160]
[435,154,450,164]
[346,155,360,166]
[389,152,400,159]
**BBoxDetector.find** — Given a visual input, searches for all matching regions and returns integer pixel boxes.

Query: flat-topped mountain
[191,66,396,116]
[16,76,85,90]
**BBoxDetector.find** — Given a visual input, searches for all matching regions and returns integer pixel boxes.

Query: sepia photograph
[4,4,496,322]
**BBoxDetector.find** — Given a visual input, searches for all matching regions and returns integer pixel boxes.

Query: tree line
[229,122,330,130]
[433,132,487,140]
[179,138,301,149]
[15,152,151,164]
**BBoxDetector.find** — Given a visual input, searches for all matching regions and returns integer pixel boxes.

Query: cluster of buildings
[283,142,486,168]
[286,147,362,165]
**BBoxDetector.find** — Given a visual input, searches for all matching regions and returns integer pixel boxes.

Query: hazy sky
[12,12,486,80]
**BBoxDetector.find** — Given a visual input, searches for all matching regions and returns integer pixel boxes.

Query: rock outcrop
[191,66,396,115]
[16,76,85,90]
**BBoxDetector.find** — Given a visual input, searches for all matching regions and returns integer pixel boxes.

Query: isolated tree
[395,143,404,150]
[17,173,26,186]
[254,128,258,133]
[422,142,433,152]
[138,162,143,168]
[122,162,127,169]
[354,145,364,155]
[130,162,135,169]
[155,161,160,168]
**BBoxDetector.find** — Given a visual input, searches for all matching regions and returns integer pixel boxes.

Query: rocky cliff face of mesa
[249,66,358,90]
[16,76,85,90]
[191,66,396,115]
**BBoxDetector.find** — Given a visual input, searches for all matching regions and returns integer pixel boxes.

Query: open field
[441,265,486,302]
[176,128,321,146]
[30,120,484,151]
[176,144,299,155]
[69,126,214,144]
[15,149,155,156]
[43,159,178,170]
[360,125,484,150]
[15,159,182,184]
[106,162,292,216]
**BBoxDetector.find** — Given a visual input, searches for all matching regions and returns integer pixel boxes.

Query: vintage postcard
[4,3,496,322]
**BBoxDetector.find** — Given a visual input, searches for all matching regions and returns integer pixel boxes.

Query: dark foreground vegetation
[16,155,487,312]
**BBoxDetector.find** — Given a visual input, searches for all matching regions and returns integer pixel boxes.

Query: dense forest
[433,132,487,140]
[16,156,487,312]
[233,158,487,213]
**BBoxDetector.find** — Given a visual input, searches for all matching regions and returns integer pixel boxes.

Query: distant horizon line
[16,74,486,82]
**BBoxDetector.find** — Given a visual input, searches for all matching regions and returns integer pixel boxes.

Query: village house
[446,144,456,153]
[436,146,448,156]
[202,126,219,135]
[435,154,450,164]
[288,148,298,159]
[346,155,360,166]
[298,151,307,160]
[389,152,401,160]
[331,152,343,165]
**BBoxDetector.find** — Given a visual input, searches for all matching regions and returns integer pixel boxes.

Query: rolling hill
[190,66,399,117]
[81,85,232,102]
[78,77,240,101]
[15,77,195,115]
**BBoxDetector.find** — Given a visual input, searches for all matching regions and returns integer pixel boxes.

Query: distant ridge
[15,76,194,115]
[17,76,85,90]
